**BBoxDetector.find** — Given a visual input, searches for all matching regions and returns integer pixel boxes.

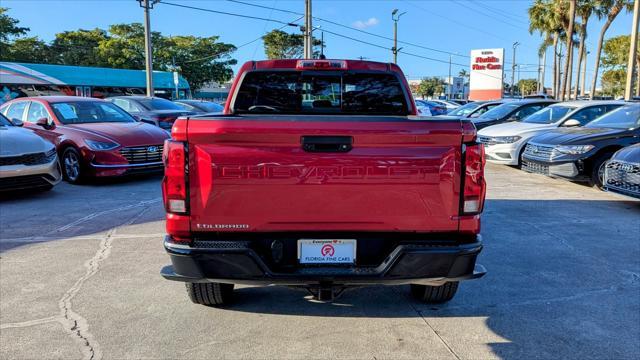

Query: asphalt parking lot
[1,163,639,360]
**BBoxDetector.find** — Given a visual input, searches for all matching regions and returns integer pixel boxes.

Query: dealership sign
[469,48,504,100]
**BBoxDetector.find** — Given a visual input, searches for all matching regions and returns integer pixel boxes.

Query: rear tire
[410,282,459,303]
[185,282,234,306]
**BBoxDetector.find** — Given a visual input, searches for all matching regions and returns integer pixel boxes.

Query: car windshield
[233,71,409,115]
[138,98,184,111]
[51,101,136,124]
[477,103,520,119]
[585,104,640,129]
[448,102,483,116]
[0,113,13,126]
[523,105,575,124]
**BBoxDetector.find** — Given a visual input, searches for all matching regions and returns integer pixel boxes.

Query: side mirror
[563,119,581,127]
[36,117,55,129]
[11,118,23,127]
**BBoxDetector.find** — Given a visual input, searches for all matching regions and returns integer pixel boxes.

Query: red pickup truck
[161,59,486,305]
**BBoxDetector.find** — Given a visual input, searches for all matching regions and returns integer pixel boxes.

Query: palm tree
[529,0,565,98]
[573,0,597,99]
[589,0,633,99]
[560,0,577,101]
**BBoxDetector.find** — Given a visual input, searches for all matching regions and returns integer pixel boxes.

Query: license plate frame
[297,239,356,264]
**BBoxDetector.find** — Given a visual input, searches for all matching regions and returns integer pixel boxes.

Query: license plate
[298,239,356,264]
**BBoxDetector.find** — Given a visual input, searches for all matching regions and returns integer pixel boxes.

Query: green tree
[5,37,52,63]
[601,35,640,97]
[416,77,445,98]
[589,0,633,99]
[0,7,29,60]
[518,79,539,96]
[602,35,639,69]
[601,69,626,97]
[163,36,237,89]
[97,23,158,69]
[51,29,109,66]
[262,29,323,59]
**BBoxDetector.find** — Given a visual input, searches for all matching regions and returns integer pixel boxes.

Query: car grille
[522,160,550,175]
[0,174,54,191]
[0,149,56,167]
[119,145,163,164]
[523,143,555,161]
[478,136,497,146]
[605,160,640,197]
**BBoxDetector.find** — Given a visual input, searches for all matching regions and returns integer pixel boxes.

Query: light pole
[138,0,159,97]
[510,41,520,96]
[392,9,406,64]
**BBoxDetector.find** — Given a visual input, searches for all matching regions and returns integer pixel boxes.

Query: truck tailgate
[187,116,463,233]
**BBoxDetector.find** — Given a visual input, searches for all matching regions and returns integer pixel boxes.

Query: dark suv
[522,103,640,188]
[106,96,195,131]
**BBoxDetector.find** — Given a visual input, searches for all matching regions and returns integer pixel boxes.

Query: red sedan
[0,96,171,183]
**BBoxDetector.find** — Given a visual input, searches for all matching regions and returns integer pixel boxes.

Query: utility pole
[448,54,452,100]
[510,42,519,96]
[625,0,639,100]
[391,9,406,64]
[303,0,313,58]
[138,0,158,97]
[580,50,589,97]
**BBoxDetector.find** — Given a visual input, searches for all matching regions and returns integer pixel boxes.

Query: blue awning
[0,62,190,89]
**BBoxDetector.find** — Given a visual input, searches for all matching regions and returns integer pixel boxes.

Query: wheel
[61,147,83,184]
[410,282,459,303]
[185,282,234,306]
[589,152,613,190]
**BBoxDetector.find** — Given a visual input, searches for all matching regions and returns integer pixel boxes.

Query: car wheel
[185,282,234,306]
[62,147,83,184]
[590,152,613,190]
[410,282,459,303]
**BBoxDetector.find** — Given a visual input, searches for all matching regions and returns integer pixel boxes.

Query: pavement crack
[55,205,152,360]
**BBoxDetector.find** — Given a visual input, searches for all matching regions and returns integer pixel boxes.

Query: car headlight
[491,136,522,144]
[554,145,594,155]
[85,139,120,151]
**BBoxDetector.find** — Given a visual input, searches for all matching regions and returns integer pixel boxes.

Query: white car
[477,100,626,166]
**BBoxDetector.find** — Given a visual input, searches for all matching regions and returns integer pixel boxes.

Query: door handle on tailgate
[301,136,353,153]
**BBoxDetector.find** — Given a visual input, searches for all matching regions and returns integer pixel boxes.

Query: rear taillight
[162,140,188,214]
[461,143,486,215]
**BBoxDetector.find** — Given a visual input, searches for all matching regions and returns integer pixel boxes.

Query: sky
[3,0,635,88]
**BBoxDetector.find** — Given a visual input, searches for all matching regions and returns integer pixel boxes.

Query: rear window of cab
[232,71,410,116]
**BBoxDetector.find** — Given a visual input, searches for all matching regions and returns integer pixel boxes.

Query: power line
[454,0,529,28]
[402,0,511,42]
[159,1,299,27]
[181,15,305,64]
[226,0,470,59]
[472,1,530,25]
